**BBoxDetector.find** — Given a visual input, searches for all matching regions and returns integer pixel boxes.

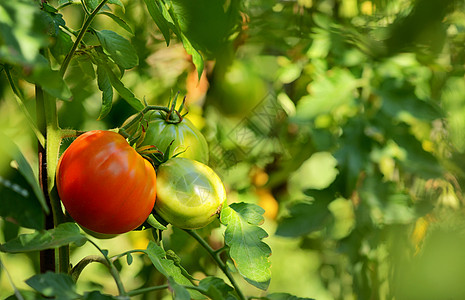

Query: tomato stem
[88,239,127,296]
[184,230,247,300]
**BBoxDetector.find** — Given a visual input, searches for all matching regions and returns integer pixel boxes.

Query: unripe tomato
[155,157,226,229]
[137,111,209,164]
[208,60,268,117]
[56,130,156,235]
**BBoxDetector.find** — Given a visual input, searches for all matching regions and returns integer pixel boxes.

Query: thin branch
[184,229,246,300]
[87,239,127,296]
[60,0,109,76]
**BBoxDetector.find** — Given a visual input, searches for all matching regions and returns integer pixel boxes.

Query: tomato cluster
[56,111,225,236]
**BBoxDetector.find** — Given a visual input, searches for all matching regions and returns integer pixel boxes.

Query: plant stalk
[36,85,56,274]
[60,0,109,76]
[184,230,246,300]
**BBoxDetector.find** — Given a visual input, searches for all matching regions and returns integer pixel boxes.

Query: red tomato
[56,130,156,235]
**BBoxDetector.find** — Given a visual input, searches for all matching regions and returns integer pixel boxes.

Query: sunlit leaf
[0,223,86,253]
[99,12,133,34]
[220,203,271,290]
[96,30,139,69]
[145,241,202,298]
[143,0,171,44]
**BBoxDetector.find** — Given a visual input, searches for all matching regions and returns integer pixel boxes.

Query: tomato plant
[56,130,157,235]
[155,157,226,229]
[132,110,209,164]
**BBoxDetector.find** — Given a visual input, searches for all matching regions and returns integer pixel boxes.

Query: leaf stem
[60,0,109,76]
[118,105,172,137]
[126,283,205,297]
[184,230,246,300]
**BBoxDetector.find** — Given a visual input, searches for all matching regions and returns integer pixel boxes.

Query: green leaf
[0,223,87,253]
[0,167,44,231]
[96,30,139,69]
[143,0,204,78]
[82,291,119,300]
[145,241,202,298]
[24,63,72,101]
[98,59,144,111]
[198,277,237,300]
[220,203,271,290]
[143,0,171,44]
[168,277,191,300]
[26,272,80,299]
[84,0,100,11]
[262,293,316,300]
[378,79,442,121]
[289,152,339,191]
[126,253,133,265]
[295,68,357,120]
[275,197,332,237]
[5,290,48,300]
[108,0,125,10]
[50,29,73,64]
[0,1,50,65]
[99,12,133,34]
[96,64,113,120]
[0,132,48,215]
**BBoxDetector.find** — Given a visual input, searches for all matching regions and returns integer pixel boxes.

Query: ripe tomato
[56,130,156,235]
[137,111,209,164]
[155,157,226,229]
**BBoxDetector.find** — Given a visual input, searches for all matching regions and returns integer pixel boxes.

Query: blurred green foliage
[2,0,465,299]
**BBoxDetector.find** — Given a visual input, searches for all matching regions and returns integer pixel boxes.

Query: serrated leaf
[98,60,144,111]
[26,272,80,299]
[145,241,202,298]
[96,30,139,69]
[143,0,171,44]
[0,223,86,253]
[220,203,271,290]
[99,12,133,34]
[198,277,237,300]
[96,64,113,120]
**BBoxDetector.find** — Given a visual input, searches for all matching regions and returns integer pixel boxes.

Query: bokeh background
[2,0,465,299]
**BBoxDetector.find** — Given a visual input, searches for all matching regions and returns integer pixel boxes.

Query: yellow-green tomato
[155,157,226,229]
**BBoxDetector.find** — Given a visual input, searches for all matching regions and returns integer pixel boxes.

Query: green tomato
[209,60,268,117]
[155,157,226,229]
[139,111,209,164]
